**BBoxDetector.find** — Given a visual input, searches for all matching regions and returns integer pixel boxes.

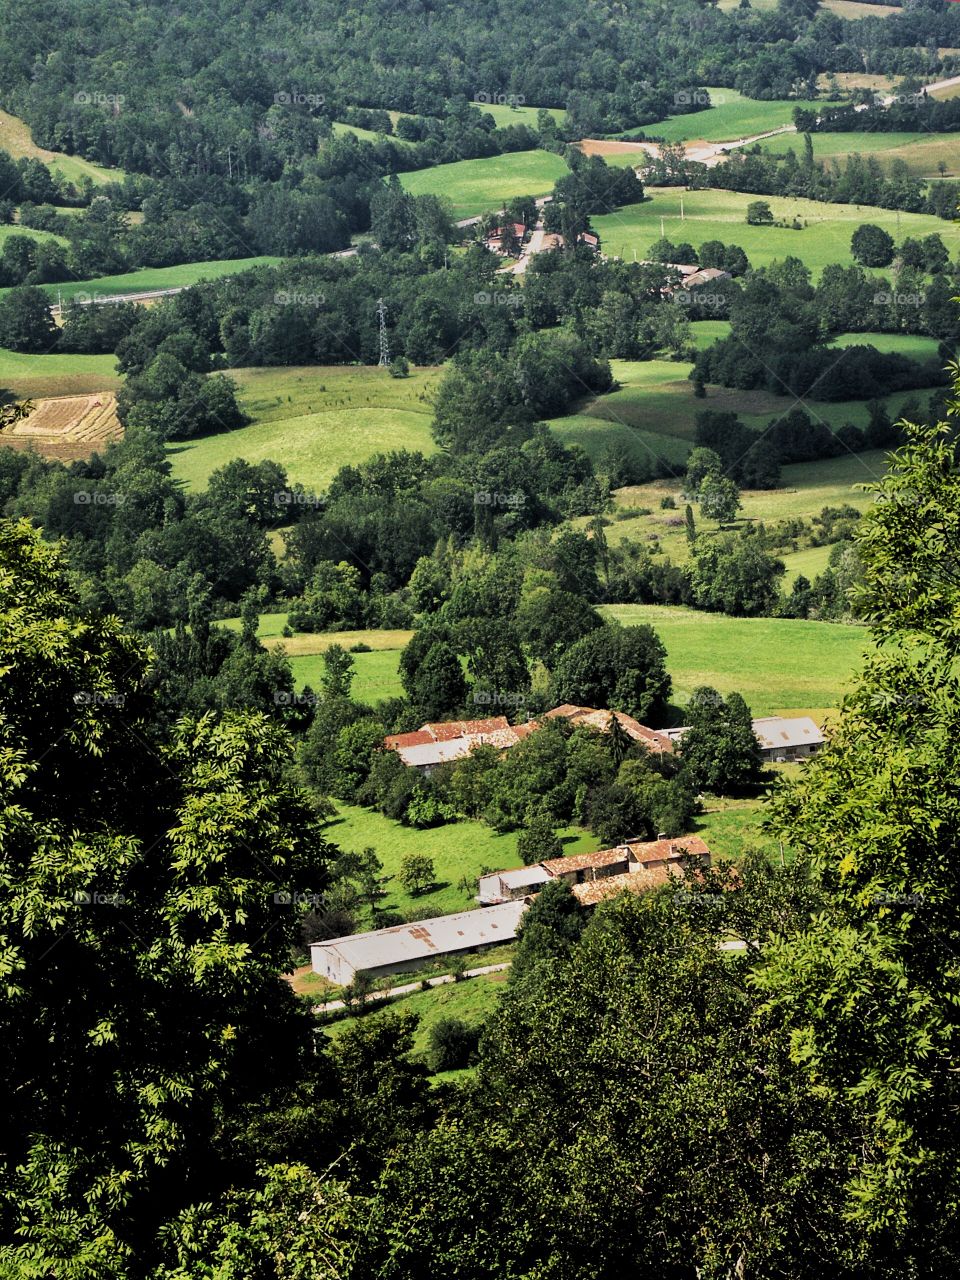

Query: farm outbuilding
[310,900,528,985]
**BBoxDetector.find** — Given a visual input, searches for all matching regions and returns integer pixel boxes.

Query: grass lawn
[397,150,569,219]
[821,0,898,16]
[19,257,283,304]
[324,803,601,920]
[693,798,783,862]
[0,109,122,186]
[618,89,809,145]
[220,611,413,657]
[167,363,441,491]
[600,603,869,720]
[593,187,956,275]
[753,129,960,179]
[0,348,120,398]
[332,121,414,146]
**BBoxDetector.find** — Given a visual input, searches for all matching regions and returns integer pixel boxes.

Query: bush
[427,1016,481,1072]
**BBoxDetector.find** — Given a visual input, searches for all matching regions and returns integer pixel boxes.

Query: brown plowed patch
[1,392,122,460]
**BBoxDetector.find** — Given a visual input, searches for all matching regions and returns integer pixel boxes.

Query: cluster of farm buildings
[384,703,825,772]
[310,704,825,984]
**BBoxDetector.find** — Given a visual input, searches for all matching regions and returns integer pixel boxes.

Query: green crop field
[618,89,809,145]
[325,803,600,920]
[0,348,120,398]
[168,363,441,490]
[601,603,869,721]
[16,257,283,305]
[753,129,960,178]
[397,150,569,218]
[0,109,123,186]
[593,187,954,274]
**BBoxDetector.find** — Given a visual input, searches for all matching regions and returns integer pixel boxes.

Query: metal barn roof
[310,900,528,973]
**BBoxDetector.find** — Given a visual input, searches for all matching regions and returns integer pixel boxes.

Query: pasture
[167,363,441,491]
[600,603,869,721]
[0,109,122,186]
[397,150,569,219]
[324,802,600,920]
[0,223,68,249]
[592,187,957,274]
[472,102,566,129]
[0,349,120,398]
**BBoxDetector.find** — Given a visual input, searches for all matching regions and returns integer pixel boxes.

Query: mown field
[618,89,807,144]
[168,363,441,490]
[472,101,566,128]
[397,150,569,218]
[19,257,283,304]
[754,129,960,178]
[593,187,955,274]
[325,802,600,919]
[600,603,869,721]
[0,109,122,186]
[0,348,120,397]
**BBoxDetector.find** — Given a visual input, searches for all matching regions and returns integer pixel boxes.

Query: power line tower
[376,297,390,367]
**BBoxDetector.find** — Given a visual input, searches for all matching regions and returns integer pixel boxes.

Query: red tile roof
[543,705,675,754]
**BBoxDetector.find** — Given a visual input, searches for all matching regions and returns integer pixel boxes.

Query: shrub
[427,1016,481,1071]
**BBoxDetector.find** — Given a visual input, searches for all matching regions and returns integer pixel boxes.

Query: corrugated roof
[751,716,825,750]
[311,900,528,972]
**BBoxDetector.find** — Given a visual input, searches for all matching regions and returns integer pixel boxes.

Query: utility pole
[660,216,665,237]
[376,297,390,367]
[680,195,684,221]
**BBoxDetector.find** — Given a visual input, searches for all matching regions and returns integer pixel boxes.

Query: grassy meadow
[397,150,569,218]
[753,129,960,179]
[20,257,283,305]
[168,364,441,490]
[0,349,120,397]
[593,187,957,274]
[600,603,869,721]
[548,352,942,473]
[0,109,122,186]
[618,89,807,144]
[325,802,600,920]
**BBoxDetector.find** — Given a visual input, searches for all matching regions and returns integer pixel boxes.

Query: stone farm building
[384,705,675,773]
[664,715,826,763]
[311,835,713,984]
[384,716,539,773]
[478,834,711,905]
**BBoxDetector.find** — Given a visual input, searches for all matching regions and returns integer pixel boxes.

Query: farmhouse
[483,221,527,253]
[478,834,710,905]
[544,704,676,754]
[663,715,825,762]
[310,900,527,985]
[384,716,538,772]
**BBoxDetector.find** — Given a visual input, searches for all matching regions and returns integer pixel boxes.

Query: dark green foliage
[678,687,763,793]
[552,624,672,724]
[516,813,563,865]
[427,1016,481,1072]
